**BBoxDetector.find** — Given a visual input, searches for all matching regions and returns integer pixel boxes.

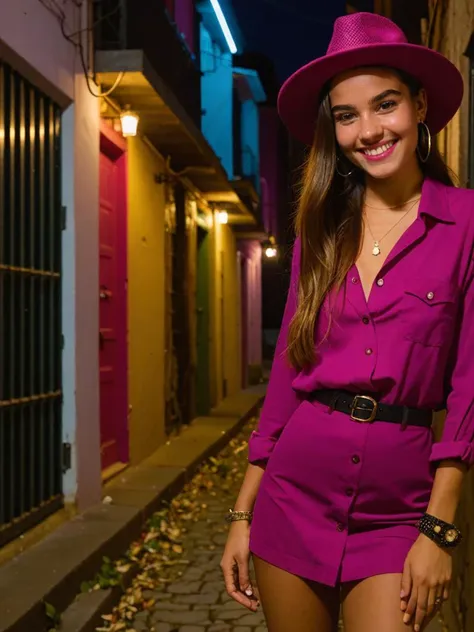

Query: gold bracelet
[225,509,253,524]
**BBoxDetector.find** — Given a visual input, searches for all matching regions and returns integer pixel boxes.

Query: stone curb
[0,392,264,632]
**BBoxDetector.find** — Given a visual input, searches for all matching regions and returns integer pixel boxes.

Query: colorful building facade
[0,0,284,548]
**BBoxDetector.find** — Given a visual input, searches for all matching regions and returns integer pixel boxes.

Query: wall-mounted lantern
[262,235,278,259]
[120,107,140,137]
[217,210,229,224]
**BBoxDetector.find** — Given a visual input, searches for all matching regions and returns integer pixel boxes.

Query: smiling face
[329,67,427,181]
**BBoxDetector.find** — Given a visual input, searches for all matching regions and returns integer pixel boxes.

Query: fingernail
[414,626,420,632]
[400,602,406,611]
[403,614,410,624]
[245,587,253,596]
[400,591,405,598]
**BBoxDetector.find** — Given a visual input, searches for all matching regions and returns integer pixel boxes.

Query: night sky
[233,0,348,83]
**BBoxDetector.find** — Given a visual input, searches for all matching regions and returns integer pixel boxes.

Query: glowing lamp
[217,211,228,224]
[120,108,139,137]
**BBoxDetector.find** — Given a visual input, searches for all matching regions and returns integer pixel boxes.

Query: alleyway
[97,415,266,632]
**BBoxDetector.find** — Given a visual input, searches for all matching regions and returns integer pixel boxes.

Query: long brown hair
[286,69,455,371]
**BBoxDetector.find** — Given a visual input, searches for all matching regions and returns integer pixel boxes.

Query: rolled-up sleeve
[248,238,302,466]
[430,257,474,467]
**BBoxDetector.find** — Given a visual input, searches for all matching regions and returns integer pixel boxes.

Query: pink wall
[0,0,76,106]
[259,107,280,238]
[239,241,262,370]
[174,0,196,53]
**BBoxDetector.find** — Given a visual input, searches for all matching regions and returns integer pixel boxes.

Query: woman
[220,12,474,632]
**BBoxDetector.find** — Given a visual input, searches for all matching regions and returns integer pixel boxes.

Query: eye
[335,112,355,124]
[378,100,397,112]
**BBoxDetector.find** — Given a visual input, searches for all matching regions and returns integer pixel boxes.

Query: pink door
[99,125,128,471]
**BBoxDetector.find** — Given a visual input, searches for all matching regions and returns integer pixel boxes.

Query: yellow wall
[209,217,242,406]
[127,137,167,463]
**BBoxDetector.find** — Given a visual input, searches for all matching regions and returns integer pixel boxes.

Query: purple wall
[238,241,262,380]
[259,107,279,238]
[174,0,195,53]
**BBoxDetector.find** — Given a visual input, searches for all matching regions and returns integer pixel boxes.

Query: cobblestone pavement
[129,417,266,632]
[106,415,441,632]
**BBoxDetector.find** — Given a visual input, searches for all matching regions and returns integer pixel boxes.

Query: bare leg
[342,573,437,632]
[253,554,340,632]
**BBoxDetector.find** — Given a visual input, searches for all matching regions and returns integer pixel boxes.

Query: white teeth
[363,141,395,156]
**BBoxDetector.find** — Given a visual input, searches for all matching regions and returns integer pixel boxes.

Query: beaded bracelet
[417,512,462,549]
[225,509,253,524]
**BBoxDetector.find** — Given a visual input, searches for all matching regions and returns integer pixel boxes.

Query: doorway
[196,224,211,414]
[99,123,128,472]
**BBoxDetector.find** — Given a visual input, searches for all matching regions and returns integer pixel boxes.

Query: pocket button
[426,291,434,300]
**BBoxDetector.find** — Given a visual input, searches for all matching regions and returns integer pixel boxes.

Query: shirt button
[365,348,373,355]
[351,277,359,284]
[352,455,360,464]
[362,317,370,325]
[336,522,345,532]
[346,488,354,497]
[426,291,434,300]
[376,278,384,287]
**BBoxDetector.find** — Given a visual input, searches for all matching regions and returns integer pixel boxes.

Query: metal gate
[0,62,63,547]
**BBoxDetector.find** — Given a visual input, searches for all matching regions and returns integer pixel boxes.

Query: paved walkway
[109,414,441,632]
[127,416,265,632]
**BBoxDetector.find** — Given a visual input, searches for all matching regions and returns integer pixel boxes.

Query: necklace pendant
[372,242,381,256]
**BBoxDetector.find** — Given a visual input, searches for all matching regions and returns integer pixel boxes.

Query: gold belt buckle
[350,395,378,423]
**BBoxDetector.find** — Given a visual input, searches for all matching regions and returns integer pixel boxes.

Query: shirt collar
[419,177,455,224]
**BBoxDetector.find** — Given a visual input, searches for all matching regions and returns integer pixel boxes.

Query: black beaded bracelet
[417,513,462,549]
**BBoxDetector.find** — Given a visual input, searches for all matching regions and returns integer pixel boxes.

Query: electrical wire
[38,0,124,98]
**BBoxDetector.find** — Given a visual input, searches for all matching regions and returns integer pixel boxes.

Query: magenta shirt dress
[248,177,474,586]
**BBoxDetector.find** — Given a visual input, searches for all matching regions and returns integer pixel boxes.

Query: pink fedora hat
[278,12,463,145]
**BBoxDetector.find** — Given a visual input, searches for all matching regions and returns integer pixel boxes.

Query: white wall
[62,73,101,509]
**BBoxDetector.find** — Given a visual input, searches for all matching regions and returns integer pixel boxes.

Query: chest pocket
[403,277,458,347]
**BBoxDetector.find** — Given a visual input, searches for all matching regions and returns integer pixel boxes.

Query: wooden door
[99,127,128,471]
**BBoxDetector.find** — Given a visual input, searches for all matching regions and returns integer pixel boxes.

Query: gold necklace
[364,195,421,211]
[364,197,420,257]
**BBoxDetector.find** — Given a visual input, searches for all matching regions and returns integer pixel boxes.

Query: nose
[359,113,383,144]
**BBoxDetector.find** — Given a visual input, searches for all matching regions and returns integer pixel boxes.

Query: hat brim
[277,43,464,145]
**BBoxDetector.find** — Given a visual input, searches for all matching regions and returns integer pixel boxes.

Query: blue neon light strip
[209,0,237,54]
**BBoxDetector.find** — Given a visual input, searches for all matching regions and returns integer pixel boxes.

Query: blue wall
[240,98,260,192]
[200,24,233,179]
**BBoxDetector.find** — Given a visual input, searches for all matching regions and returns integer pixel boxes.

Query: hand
[400,534,452,631]
[220,521,259,611]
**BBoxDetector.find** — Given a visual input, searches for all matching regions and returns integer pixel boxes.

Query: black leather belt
[311,389,433,428]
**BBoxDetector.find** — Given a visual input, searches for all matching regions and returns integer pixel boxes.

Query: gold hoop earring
[417,121,432,163]
[336,157,354,177]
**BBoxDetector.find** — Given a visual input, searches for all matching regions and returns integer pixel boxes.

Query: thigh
[342,573,435,632]
[253,554,340,632]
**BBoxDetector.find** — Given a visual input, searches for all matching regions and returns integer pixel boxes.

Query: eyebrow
[331,89,402,114]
